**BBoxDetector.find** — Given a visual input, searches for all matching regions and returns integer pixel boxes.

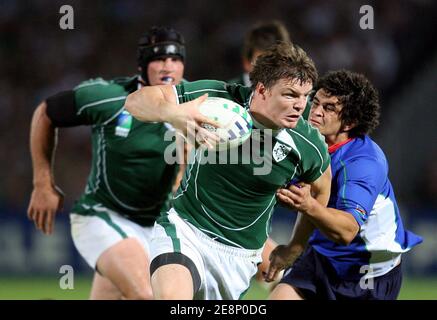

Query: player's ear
[138,66,143,72]
[342,122,356,133]
[255,82,267,99]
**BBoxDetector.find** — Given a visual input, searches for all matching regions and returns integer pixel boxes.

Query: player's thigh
[150,209,206,299]
[202,242,260,300]
[151,263,194,300]
[269,283,304,300]
[70,212,153,299]
[89,272,122,300]
[96,237,152,300]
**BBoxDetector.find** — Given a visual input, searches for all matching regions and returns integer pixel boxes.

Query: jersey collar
[328,138,355,154]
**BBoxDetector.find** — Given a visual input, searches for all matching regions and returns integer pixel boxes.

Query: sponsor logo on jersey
[115,110,132,137]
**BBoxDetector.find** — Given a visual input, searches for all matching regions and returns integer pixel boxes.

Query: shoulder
[176,80,252,106]
[287,117,328,156]
[110,75,138,91]
[336,136,388,177]
[342,136,387,165]
[73,77,129,109]
[74,77,110,90]
[227,75,244,85]
[74,77,129,96]
[177,79,228,92]
[285,118,330,182]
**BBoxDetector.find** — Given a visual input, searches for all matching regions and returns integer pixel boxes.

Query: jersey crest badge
[272,142,292,162]
[272,130,297,162]
[115,110,132,137]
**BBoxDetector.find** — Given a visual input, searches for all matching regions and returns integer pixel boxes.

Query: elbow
[124,93,136,115]
[336,234,354,246]
[125,89,150,121]
[33,101,54,128]
[331,234,353,246]
[334,217,360,246]
[334,227,359,246]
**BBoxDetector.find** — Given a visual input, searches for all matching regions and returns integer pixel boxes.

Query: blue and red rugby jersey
[309,135,423,280]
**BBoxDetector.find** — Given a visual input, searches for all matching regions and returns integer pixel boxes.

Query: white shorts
[70,204,153,269]
[150,208,262,300]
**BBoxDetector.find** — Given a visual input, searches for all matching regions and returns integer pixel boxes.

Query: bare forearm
[124,85,177,123]
[305,199,359,245]
[286,213,315,255]
[264,214,314,282]
[30,101,57,187]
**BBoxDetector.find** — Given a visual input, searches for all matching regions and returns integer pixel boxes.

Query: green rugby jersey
[301,91,314,121]
[169,80,330,249]
[227,73,251,87]
[71,76,179,226]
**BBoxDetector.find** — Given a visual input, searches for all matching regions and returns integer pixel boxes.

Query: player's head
[249,42,317,129]
[309,70,380,142]
[242,20,290,73]
[137,26,185,86]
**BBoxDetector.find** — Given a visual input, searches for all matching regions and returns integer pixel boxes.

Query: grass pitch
[0,276,436,300]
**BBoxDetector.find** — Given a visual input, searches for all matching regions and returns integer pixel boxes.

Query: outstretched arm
[27,101,64,235]
[124,85,179,123]
[125,86,219,146]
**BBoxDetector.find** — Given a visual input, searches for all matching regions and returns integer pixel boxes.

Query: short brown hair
[243,20,291,61]
[250,42,318,90]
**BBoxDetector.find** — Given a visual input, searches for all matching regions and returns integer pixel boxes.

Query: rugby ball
[198,97,253,150]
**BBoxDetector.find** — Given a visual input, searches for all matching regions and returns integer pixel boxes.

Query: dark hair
[137,26,185,68]
[250,42,317,90]
[314,70,380,137]
[243,20,291,61]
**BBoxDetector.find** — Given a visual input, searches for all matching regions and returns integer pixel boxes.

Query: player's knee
[152,281,194,299]
[124,287,153,300]
[153,288,184,300]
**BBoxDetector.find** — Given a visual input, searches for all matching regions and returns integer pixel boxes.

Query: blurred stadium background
[1,0,436,299]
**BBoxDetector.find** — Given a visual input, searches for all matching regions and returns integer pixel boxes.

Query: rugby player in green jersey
[27,26,186,299]
[228,20,292,285]
[125,42,332,299]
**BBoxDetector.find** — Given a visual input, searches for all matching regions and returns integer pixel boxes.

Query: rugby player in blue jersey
[267,70,423,300]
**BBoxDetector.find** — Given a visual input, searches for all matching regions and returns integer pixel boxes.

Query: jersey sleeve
[46,90,83,127]
[174,80,252,106]
[334,157,385,226]
[72,79,128,125]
